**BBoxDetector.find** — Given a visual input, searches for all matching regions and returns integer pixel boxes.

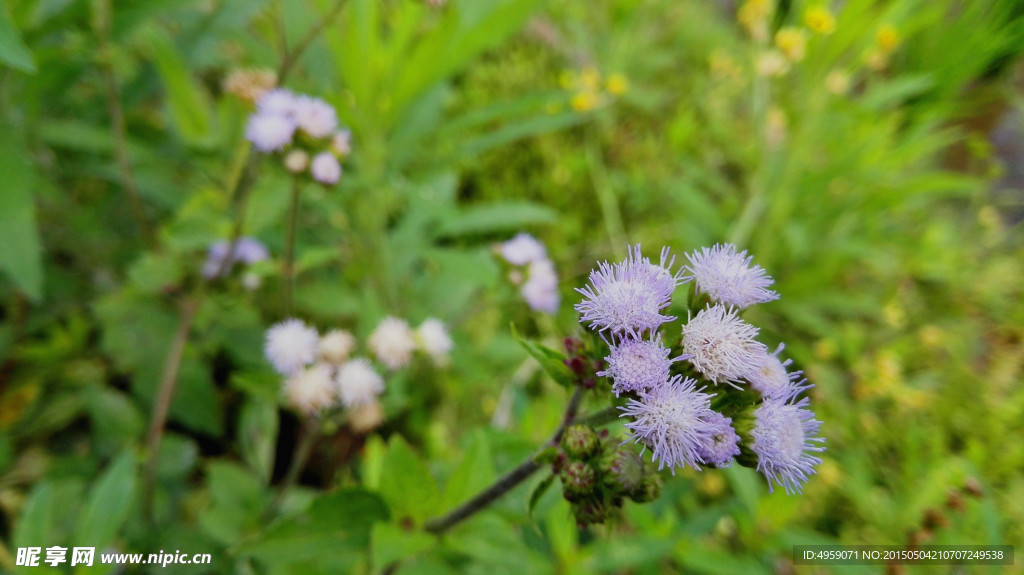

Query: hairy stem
[276,0,349,83]
[266,416,319,519]
[141,296,200,523]
[423,388,589,535]
[94,0,155,249]
[283,178,302,315]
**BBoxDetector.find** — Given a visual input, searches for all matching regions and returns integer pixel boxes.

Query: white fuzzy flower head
[684,243,779,309]
[310,152,342,185]
[743,343,809,399]
[681,304,767,385]
[619,376,718,474]
[521,259,560,314]
[416,318,453,365]
[264,318,319,376]
[336,357,384,408]
[245,113,296,152]
[294,96,338,138]
[369,317,416,370]
[500,233,548,266]
[283,149,309,173]
[257,88,298,117]
[283,364,336,415]
[348,398,385,433]
[318,329,357,364]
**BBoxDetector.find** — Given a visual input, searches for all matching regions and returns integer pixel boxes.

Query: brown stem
[423,388,587,535]
[283,178,302,316]
[141,296,201,523]
[94,0,155,249]
[276,0,349,83]
[265,416,320,519]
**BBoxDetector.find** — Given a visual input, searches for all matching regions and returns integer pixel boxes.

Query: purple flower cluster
[498,233,560,314]
[576,243,825,493]
[245,89,351,185]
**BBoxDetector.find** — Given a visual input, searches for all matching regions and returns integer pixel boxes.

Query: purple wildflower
[575,245,681,337]
[681,304,767,386]
[202,237,269,278]
[684,243,779,309]
[749,396,825,494]
[696,411,741,468]
[598,333,685,396]
[619,376,717,474]
[743,343,809,399]
[500,233,548,266]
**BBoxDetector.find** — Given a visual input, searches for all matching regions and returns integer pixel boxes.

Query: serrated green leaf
[378,436,441,524]
[511,324,574,388]
[73,450,137,548]
[371,522,435,569]
[442,431,495,509]
[0,127,43,300]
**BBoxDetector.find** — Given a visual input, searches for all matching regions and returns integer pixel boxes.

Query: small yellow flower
[738,0,773,42]
[580,66,601,91]
[865,49,888,71]
[775,27,807,61]
[571,91,599,112]
[756,50,790,77]
[876,24,900,54]
[804,6,836,35]
[709,49,742,79]
[605,73,628,95]
[826,69,851,95]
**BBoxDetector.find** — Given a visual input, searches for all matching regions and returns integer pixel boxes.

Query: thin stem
[276,0,348,83]
[141,296,201,523]
[424,388,585,535]
[266,416,319,519]
[586,134,627,258]
[283,178,302,315]
[94,0,155,249]
[212,151,261,279]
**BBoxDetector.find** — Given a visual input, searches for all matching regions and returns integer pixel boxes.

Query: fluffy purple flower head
[598,333,685,396]
[245,113,296,152]
[696,411,740,468]
[743,343,809,399]
[749,396,825,494]
[681,304,767,386]
[500,233,548,266]
[257,89,299,117]
[202,237,269,278]
[311,151,342,184]
[575,245,681,337]
[521,258,559,314]
[294,95,338,139]
[619,376,717,474]
[684,243,779,309]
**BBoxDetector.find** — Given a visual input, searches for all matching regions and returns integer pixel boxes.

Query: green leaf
[378,436,441,524]
[371,522,435,569]
[528,473,555,518]
[234,489,388,564]
[0,4,36,73]
[0,127,43,300]
[442,431,495,509]
[238,396,278,483]
[438,202,557,237]
[510,324,574,388]
[14,482,55,548]
[199,460,268,545]
[141,26,214,146]
[73,450,138,548]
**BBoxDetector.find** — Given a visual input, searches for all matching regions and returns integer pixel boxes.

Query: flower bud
[629,473,662,503]
[561,425,600,460]
[560,461,596,502]
[599,447,644,495]
[284,149,309,173]
[572,497,608,527]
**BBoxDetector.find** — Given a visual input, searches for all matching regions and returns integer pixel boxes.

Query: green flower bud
[600,446,645,495]
[561,424,600,460]
[572,497,608,526]
[630,473,663,503]
[560,461,596,502]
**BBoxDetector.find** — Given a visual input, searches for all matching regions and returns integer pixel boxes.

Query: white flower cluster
[245,89,352,185]
[498,233,560,314]
[264,316,453,430]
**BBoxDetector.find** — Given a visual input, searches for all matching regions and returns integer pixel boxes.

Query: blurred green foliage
[1,0,1023,573]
